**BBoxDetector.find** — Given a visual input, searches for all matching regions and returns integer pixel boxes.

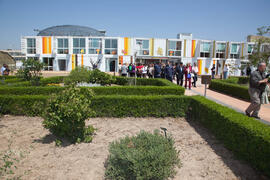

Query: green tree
[16,58,44,85]
[249,26,270,66]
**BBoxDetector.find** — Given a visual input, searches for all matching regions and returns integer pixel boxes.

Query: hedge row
[209,80,250,101]
[0,75,17,80]
[0,86,185,96]
[0,94,269,176]
[221,76,250,85]
[0,95,190,117]
[114,76,177,86]
[0,76,66,87]
[188,96,270,177]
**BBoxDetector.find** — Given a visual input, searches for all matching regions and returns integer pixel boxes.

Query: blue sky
[0,0,269,49]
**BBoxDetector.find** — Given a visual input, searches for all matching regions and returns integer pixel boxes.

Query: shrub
[0,76,17,80]
[188,96,270,177]
[64,67,91,85]
[114,76,177,86]
[16,58,44,85]
[42,86,95,143]
[209,80,250,101]
[0,95,47,116]
[40,76,65,86]
[64,67,114,86]
[0,86,184,96]
[105,130,180,180]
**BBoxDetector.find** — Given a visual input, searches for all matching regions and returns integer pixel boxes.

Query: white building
[21,25,263,76]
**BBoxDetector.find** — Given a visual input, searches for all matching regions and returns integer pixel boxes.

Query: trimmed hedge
[0,95,190,117]
[188,96,270,177]
[0,75,17,80]
[114,76,177,86]
[0,94,270,176]
[40,76,65,85]
[209,80,250,101]
[0,86,185,96]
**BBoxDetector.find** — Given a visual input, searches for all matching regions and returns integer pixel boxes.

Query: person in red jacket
[184,63,192,90]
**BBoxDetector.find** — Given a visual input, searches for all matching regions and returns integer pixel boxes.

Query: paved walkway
[179,79,270,125]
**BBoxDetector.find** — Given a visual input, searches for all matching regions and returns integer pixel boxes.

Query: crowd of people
[119,62,199,90]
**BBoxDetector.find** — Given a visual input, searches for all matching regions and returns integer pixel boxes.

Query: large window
[168,41,181,56]
[105,39,118,55]
[136,39,149,55]
[89,38,102,54]
[230,44,240,59]
[247,44,254,54]
[57,38,69,54]
[43,57,54,71]
[27,38,36,54]
[216,43,226,58]
[73,38,86,54]
[200,42,211,57]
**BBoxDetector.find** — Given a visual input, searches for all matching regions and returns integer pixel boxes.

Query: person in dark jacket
[176,62,184,86]
[161,63,166,78]
[165,62,173,82]
[245,62,269,119]
[154,62,161,78]
[246,64,251,76]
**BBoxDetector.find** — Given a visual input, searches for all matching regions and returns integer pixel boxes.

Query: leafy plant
[105,130,180,180]
[42,86,95,143]
[249,26,270,66]
[0,139,19,178]
[16,58,44,86]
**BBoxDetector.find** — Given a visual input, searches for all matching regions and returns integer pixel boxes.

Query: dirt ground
[0,116,263,180]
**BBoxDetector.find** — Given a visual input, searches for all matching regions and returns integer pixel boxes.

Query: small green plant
[43,86,95,143]
[0,139,19,178]
[16,58,44,86]
[105,130,180,180]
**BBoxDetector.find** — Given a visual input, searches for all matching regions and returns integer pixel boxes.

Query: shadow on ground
[186,119,268,180]
[33,134,72,147]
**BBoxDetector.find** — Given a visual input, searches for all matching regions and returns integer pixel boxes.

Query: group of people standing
[119,62,199,89]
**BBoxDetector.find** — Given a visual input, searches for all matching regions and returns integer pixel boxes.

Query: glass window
[57,38,69,54]
[168,41,181,56]
[230,44,240,59]
[248,44,254,54]
[73,38,85,54]
[136,39,149,55]
[27,38,36,54]
[200,42,211,57]
[216,43,226,58]
[89,38,102,54]
[105,39,118,55]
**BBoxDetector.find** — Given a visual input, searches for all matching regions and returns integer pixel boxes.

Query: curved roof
[37,25,105,36]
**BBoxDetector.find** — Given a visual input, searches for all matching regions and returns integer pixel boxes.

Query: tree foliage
[16,58,44,85]
[249,26,270,66]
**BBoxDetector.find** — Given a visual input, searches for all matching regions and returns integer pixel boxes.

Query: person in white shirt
[192,63,199,87]
[1,64,6,76]
[223,64,229,79]
[142,64,148,78]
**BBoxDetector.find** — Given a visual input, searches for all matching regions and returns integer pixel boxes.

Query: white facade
[21,33,261,75]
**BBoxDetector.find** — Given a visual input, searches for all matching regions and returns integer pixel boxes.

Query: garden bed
[0,116,261,180]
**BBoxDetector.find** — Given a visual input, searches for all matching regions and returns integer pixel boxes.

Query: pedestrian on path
[176,62,184,86]
[223,64,229,79]
[192,63,198,87]
[245,62,269,119]
[184,63,192,90]
[211,64,216,79]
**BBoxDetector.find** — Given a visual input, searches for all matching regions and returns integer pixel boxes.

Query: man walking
[245,62,269,119]
[154,62,161,78]
[165,62,173,82]
[176,62,184,86]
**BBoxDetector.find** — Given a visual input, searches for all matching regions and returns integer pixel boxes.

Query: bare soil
[0,116,262,180]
